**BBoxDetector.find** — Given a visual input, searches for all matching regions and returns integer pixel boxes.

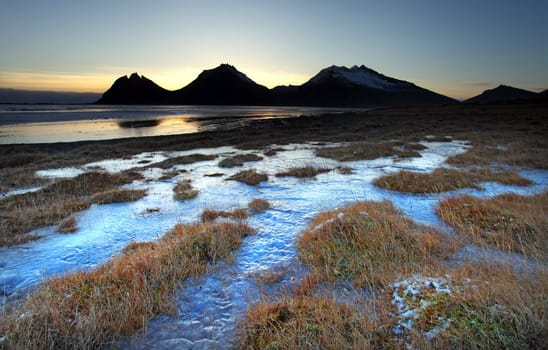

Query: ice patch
[36,167,86,179]
[2,139,547,348]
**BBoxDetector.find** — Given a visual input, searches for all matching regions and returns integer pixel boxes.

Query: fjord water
[1,141,547,348]
[0,104,363,144]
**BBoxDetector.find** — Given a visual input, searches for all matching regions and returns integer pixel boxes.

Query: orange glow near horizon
[0,67,311,94]
[0,69,515,101]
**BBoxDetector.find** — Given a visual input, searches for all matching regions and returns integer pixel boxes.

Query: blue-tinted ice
[1,141,546,348]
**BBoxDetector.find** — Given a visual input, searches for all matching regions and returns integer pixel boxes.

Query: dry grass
[146,153,217,169]
[238,198,546,349]
[218,153,263,168]
[447,140,548,169]
[337,166,353,175]
[388,264,548,349]
[200,208,249,223]
[237,296,387,350]
[92,189,147,204]
[158,169,187,180]
[57,216,78,233]
[248,199,271,212]
[173,180,199,201]
[297,201,456,290]
[437,193,548,258]
[316,141,423,162]
[0,171,143,246]
[316,141,399,161]
[373,167,531,193]
[227,169,268,186]
[275,166,331,178]
[0,221,255,349]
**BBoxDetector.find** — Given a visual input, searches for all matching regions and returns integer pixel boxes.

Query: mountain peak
[306,64,413,90]
[129,72,141,80]
[197,64,256,85]
[466,84,537,103]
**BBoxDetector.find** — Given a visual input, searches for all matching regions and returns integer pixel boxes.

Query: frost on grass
[391,275,454,340]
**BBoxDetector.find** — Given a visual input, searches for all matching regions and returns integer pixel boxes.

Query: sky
[0,0,547,100]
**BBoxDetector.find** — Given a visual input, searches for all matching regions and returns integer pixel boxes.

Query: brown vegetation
[219,153,263,168]
[92,188,147,204]
[227,169,268,186]
[298,201,455,289]
[373,167,531,193]
[200,208,249,222]
[145,153,217,169]
[0,221,255,349]
[237,199,547,349]
[275,166,331,178]
[437,193,548,258]
[0,171,143,246]
[337,166,353,175]
[57,216,78,233]
[248,199,270,212]
[173,180,199,200]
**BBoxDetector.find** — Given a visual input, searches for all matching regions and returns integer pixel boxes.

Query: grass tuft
[0,221,255,349]
[248,199,271,212]
[147,154,217,169]
[437,193,548,258]
[200,208,249,223]
[92,189,147,204]
[227,169,268,186]
[373,167,531,193]
[219,154,263,168]
[275,166,331,178]
[0,171,143,246]
[173,180,199,201]
[57,216,78,233]
[237,296,383,350]
[298,201,455,289]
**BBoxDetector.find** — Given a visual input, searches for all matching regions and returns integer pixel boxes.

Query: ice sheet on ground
[2,140,547,349]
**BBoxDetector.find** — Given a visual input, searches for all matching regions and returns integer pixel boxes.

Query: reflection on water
[118,119,161,128]
[0,105,366,144]
[0,118,200,144]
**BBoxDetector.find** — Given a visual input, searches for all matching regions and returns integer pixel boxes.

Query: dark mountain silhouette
[271,65,456,107]
[465,85,537,104]
[95,64,457,107]
[173,64,270,105]
[537,89,548,101]
[96,73,171,104]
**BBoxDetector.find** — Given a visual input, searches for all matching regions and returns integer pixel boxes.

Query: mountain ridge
[465,85,538,104]
[96,64,458,107]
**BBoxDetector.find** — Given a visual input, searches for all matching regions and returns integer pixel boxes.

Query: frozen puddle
[1,140,547,348]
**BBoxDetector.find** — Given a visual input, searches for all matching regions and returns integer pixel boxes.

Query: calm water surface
[0,104,364,144]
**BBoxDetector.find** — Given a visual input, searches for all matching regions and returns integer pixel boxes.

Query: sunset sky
[1,0,547,100]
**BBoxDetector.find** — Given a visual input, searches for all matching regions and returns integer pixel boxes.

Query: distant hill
[465,85,538,104]
[96,73,171,104]
[0,88,100,104]
[95,64,457,107]
[173,64,270,105]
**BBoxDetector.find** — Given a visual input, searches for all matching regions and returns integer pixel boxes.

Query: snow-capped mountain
[306,65,414,91]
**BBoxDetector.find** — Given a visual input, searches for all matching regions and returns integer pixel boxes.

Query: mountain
[96,73,171,104]
[95,64,457,107]
[173,64,270,105]
[0,88,100,104]
[271,65,456,107]
[465,85,537,104]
